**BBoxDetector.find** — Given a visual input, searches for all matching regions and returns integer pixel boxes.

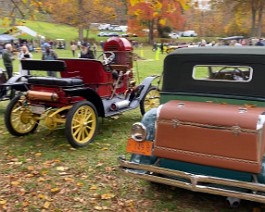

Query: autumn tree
[0,0,121,40]
[210,0,265,37]
[0,0,44,27]
[127,0,188,44]
[44,0,120,40]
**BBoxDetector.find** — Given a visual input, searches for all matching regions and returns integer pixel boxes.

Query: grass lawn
[0,45,261,211]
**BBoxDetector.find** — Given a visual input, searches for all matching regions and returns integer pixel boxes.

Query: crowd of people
[0,39,101,80]
[1,37,265,81]
[168,37,265,48]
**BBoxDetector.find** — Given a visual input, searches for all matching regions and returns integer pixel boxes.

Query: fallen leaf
[51,188,60,193]
[94,205,103,211]
[101,193,115,200]
[37,177,45,182]
[96,163,103,167]
[101,147,108,151]
[0,200,7,205]
[23,201,29,207]
[43,201,50,209]
[56,166,68,171]
[35,152,42,157]
[38,194,45,199]
[64,177,74,182]
[105,167,113,172]
[25,174,34,178]
[59,172,70,176]
[11,181,20,186]
[27,166,35,171]
[76,182,84,187]
[111,115,119,120]
[89,185,98,190]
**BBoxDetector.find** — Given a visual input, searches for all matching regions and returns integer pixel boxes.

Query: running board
[118,157,265,204]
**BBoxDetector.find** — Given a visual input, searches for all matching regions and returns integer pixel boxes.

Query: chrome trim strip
[118,158,265,204]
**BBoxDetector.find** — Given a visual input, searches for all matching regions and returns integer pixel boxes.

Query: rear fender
[63,87,105,117]
[136,75,159,101]
[3,75,28,91]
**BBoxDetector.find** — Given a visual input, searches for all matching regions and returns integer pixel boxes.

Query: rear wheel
[5,95,39,136]
[65,101,98,148]
[140,86,160,115]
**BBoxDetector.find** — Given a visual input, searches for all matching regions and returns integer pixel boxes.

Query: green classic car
[119,47,265,207]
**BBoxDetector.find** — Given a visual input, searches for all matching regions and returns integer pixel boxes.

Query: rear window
[193,65,253,82]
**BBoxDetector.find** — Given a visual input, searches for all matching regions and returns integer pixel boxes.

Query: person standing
[18,45,32,75]
[2,43,15,79]
[160,42,164,54]
[77,40,81,50]
[255,38,264,46]
[70,42,77,57]
[42,43,58,77]
[79,43,94,59]
[92,43,97,58]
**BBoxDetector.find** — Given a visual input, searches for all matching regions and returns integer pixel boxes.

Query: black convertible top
[162,47,265,100]
[169,46,265,57]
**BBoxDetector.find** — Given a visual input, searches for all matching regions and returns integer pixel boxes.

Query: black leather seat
[28,77,83,87]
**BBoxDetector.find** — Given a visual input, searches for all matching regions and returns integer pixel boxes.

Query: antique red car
[4,37,160,148]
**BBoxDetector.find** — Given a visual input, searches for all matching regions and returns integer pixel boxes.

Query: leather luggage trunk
[154,100,265,173]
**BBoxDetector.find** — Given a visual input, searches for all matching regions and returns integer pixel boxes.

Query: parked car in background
[109,25,119,31]
[168,32,180,39]
[121,33,138,38]
[107,32,119,37]
[98,32,119,37]
[97,32,108,37]
[119,47,265,207]
[182,30,198,37]
[98,23,111,31]
[119,25,128,32]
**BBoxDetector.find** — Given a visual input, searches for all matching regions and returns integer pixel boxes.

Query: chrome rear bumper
[118,157,265,204]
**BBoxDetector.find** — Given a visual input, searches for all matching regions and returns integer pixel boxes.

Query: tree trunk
[251,3,257,36]
[79,27,84,41]
[148,19,154,45]
[78,0,83,41]
[256,0,264,37]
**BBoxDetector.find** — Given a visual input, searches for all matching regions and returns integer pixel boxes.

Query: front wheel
[5,95,39,136]
[65,101,99,148]
[140,86,160,115]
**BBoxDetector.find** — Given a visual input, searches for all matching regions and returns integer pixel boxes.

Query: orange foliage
[127,0,187,34]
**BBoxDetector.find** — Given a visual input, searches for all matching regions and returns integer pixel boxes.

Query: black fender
[137,75,160,100]
[129,75,160,108]
[2,75,28,91]
[63,87,105,117]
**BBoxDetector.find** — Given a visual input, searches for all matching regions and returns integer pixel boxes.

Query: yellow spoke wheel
[65,101,98,148]
[5,95,39,136]
[140,86,160,115]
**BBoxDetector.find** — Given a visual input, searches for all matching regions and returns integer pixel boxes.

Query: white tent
[12,26,38,37]
[0,34,17,42]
